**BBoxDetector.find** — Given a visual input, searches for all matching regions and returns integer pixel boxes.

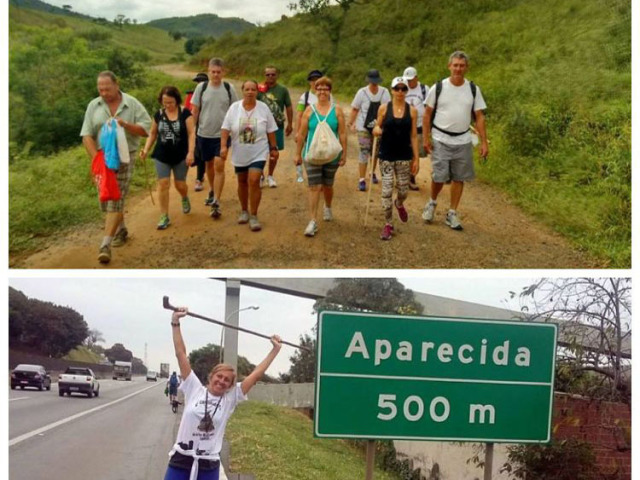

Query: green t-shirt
[258,84,291,128]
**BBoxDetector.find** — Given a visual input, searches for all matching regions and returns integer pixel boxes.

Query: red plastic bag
[91,150,121,202]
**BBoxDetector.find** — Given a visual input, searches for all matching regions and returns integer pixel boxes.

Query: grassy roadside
[226,401,401,480]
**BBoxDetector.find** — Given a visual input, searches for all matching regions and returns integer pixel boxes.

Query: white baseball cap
[391,76,408,89]
[403,66,418,80]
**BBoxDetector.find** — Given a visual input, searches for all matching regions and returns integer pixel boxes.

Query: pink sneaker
[395,200,408,223]
[380,223,393,241]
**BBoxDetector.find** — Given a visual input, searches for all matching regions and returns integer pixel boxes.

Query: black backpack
[430,80,477,136]
[363,90,382,134]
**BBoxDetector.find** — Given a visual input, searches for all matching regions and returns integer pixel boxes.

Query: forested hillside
[147,13,255,39]
[195,0,630,265]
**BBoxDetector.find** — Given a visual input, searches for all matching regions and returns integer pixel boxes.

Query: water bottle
[296,165,304,183]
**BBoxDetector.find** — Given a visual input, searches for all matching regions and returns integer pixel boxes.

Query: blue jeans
[164,465,219,480]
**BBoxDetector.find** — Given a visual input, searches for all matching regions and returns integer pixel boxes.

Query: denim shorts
[234,160,267,174]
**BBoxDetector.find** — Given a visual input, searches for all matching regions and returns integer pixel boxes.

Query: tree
[184,36,207,55]
[284,334,316,383]
[62,5,72,12]
[85,328,105,349]
[104,343,133,363]
[516,278,631,403]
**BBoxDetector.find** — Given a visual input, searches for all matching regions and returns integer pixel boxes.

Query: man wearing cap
[403,66,429,191]
[422,51,488,231]
[258,65,293,188]
[348,69,391,192]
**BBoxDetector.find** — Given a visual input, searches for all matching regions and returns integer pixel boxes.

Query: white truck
[58,367,100,398]
[113,361,133,381]
[160,363,170,379]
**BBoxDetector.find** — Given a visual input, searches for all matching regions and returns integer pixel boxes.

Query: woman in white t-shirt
[164,307,282,480]
[221,80,279,232]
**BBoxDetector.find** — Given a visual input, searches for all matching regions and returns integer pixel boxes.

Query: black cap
[365,69,383,84]
[307,69,323,81]
[192,72,208,83]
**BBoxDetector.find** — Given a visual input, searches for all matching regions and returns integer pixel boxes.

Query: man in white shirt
[403,66,428,191]
[422,51,489,230]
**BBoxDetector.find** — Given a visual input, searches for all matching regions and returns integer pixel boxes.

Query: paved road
[10,377,178,480]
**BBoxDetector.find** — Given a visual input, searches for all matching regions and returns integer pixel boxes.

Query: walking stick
[363,135,379,227]
[162,296,312,352]
[141,156,155,205]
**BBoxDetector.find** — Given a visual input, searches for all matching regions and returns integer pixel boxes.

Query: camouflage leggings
[380,160,411,222]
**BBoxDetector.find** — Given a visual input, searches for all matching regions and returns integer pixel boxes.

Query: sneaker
[98,245,111,264]
[304,220,318,237]
[157,214,171,230]
[395,200,408,223]
[111,228,128,247]
[204,191,214,206]
[194,180,203,192]
[323,206,333,222]
[372,173,379,184]
[182,197,191,214]
[446,210,463,230]
[249,216,262,232]
[358,180,366,192]
[422,201,436,223]
[210,201,221,219]
[380,223,393,241]
[267,175,277,188]
[238,210,250,224]
[409,182,419,191]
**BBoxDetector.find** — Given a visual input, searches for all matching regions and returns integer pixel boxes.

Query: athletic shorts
[431,139,475,183]
[164,465,219,480]
[275,128,285,150]
[100,154,136,213]
[305,159,340,187]
[197,136,230,162]
[357,130,373,164]
[154,159,188,181]
[234,160,267,174]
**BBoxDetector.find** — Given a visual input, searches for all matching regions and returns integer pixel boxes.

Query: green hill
[9,0,93,20]
[194,0,630,266]
[148,13,255,39]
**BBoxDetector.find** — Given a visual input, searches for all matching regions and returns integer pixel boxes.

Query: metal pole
[484,442,494,480]
[365,440,375,480]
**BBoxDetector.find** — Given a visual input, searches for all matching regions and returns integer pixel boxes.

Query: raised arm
[241,335,282,395]
[170,308,192,381]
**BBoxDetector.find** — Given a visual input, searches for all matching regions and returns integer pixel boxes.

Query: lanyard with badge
[197,390,222,433]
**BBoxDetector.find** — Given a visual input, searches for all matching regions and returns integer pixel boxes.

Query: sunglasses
[265,73,277,77]
[393,86,408,92]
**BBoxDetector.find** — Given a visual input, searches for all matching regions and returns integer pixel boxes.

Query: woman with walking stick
[372,76,419,241]
[164,307,282,480]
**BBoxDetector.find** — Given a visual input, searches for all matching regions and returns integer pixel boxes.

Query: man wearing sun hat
[348,69,391,192]
[403,66,429,191]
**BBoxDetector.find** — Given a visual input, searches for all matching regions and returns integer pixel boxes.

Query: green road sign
[314,311,557,443]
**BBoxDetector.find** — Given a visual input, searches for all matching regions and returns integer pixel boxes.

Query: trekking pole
[141,156,155,205]
[162,296,312,352]
[363,135,379,227]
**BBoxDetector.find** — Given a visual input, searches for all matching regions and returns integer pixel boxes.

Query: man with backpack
[422,51,488,231]
[190,58,238,219]
[348,69,391,191]
[403,66,429,191]
[257,65,293,188]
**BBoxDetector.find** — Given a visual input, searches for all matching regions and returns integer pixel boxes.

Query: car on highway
[10,364,52,391]
[146,370,158,381]
[58,367,100,398]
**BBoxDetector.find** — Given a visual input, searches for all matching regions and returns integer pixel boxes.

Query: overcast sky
[8,277,539,376]
[43,0,293,24]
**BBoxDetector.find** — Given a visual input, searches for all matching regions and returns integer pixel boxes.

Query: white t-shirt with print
[425,78,487,145]
[405,82,428,129]
[222,100,278,167]
[172,371,247,460]
[350,86,391,132]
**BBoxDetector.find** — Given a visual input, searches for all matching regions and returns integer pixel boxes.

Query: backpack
[169,375,178,387]
[259,89,285,128]
[363,90,382,134]
[305,104,343,165]
[430,80,477,136]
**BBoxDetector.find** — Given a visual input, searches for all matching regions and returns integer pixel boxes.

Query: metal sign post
[484,442,494,480]
[365,440,375,480]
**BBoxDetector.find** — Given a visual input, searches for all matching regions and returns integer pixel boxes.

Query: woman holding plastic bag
[295,76,347,237]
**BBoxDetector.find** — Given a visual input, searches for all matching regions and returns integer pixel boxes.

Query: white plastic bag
[116,121,130,164]
[305,105,342,165]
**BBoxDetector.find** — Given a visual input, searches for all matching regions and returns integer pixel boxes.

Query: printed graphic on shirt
[160,119,181,145]
[239,117,257,144]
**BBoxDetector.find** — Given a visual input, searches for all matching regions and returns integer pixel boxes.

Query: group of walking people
[80,51,488,263]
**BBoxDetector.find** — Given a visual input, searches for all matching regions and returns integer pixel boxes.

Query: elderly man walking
[80,71,151,264]
[422,51,489,230]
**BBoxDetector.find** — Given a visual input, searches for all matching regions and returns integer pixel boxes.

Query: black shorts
[197,136,230,162]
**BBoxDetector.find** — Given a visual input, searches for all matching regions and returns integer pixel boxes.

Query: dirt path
[11,66,598,269]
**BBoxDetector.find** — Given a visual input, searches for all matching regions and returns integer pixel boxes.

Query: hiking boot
[304,220,318,237]
[358,180,366,192]
[372,173,379,184]
[157,214,171,230]
[249,216,262,232]
[194,180,203,192]
[380,223,393,241]
[204,191,214,206]
[98,245,111,264]
[111,228,128,247]
[395,200,408,223]
[267,175,277,188]
[237,210,250,224]
[445,210,463,230]
[422,200,436,223]
[210,201,221,219]
[323,206,333,222]
[182,196,191,214]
